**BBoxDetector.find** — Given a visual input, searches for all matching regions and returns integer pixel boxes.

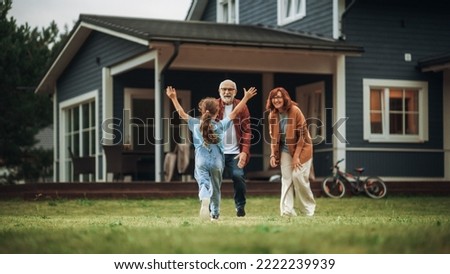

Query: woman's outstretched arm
[166,86,189,121]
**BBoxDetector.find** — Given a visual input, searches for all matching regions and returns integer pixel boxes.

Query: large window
[278,0,306,26]
[63,100,96,181]
[217,0,238,24]
[363,79,428,143]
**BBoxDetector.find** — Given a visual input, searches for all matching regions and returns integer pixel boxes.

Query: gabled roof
[36,14,363,94]
[80,14,362,52]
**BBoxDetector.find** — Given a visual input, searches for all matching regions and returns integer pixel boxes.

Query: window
[363,79,428,143]
[278,0,306,26]
[217,0,238,24]
[63,98,96,181]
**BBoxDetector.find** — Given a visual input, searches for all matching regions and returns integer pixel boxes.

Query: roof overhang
[35,22,150,95]
[418,52,450,72]
[35,15,364,95]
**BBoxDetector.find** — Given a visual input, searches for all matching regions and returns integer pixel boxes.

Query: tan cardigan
[268,106,313,164]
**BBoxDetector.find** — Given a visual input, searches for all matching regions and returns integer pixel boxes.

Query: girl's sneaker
[199,198,210,219]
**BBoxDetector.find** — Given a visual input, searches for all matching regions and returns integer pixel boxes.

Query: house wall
[201,0,333,37]
[57,32,148,180]
[342,0,450,177]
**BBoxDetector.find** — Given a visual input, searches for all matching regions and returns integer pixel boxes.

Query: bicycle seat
[354,167,365,174]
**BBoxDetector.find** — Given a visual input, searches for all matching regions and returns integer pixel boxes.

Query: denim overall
[188,117,232,217]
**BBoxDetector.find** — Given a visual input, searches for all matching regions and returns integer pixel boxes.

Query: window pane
[370,89,382,111]
[389,89,403,111]
[83,131,89,156]
[370,113,382,134]
[405,113,418,135]
[389,113,403,134]
[82,103,89,129]
[90,131,95,155]
[90,101,95,127]
[74,132,80,155]
[405,89,418,112]
[73,107,79,131]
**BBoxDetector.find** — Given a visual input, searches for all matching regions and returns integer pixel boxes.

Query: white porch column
[154,53,163,182]
[102,67,113,181]
[444,71,450,180]
[333,55,347,170]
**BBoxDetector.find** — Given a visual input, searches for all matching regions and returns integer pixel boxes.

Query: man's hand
[234,152,248,168]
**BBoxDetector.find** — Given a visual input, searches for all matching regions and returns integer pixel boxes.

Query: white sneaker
[199,198,210,219]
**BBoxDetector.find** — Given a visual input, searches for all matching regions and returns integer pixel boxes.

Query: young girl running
[166,86,257,220]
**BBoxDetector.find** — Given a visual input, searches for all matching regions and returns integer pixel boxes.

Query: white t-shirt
[223,104,240,154]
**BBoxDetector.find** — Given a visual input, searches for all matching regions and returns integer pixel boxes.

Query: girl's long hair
[265,87,298,113]
[198,97,219,145]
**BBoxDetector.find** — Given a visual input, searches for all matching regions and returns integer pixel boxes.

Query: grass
[0,196,449,254]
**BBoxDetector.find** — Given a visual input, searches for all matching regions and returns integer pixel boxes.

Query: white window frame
[278,0,306,26]
[217,0,239,24]
[59,90,98,182]
[363,79,429,143]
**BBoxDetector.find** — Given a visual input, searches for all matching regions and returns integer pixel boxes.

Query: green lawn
[0,196,449,253]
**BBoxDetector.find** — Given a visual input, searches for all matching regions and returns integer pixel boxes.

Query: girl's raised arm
[166,86,189,121]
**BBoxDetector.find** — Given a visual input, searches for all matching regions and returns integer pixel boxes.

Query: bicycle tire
[322,176,346,198]
[363,176,387,199]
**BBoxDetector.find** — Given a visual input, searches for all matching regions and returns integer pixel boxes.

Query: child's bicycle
[322,158,387,199]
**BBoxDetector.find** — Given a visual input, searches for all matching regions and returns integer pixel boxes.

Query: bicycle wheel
[363,176,387,199]
[322,176,346,198]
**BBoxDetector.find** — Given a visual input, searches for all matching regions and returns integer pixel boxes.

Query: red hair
[265,87,297,113]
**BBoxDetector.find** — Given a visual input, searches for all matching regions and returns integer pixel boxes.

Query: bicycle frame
[332,161,365,194]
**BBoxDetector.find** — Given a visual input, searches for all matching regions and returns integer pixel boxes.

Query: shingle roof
[79,14,363,53]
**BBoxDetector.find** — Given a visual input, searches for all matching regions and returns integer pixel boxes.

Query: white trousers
[280,152,316,216]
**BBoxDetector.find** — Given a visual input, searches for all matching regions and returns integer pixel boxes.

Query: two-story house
[35,0,450,183]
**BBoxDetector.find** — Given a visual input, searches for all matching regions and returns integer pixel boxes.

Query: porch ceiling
[143,43,340,74]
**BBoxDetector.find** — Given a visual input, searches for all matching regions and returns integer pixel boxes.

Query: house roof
[35,14,363,94]
[418,51,450,72]
[80,14,362,52]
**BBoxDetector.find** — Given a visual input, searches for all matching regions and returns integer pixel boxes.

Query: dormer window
[278,0,306,26]
[217,0,239,24]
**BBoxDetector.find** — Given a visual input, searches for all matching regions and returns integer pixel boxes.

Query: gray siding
[56,32,148,179]
[343,0,450,176]
[58,32,148,103]
[202,0,333,38]
[281,0,333,38]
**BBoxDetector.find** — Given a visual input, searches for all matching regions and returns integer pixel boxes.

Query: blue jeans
[224,154,246,210]
[194,145,224,217]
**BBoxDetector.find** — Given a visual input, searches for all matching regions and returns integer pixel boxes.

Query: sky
[9,0,192,31]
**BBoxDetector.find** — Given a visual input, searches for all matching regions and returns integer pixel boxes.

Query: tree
[0,0,67,183]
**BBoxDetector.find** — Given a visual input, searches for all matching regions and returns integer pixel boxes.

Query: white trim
[346,147,443,153]
[110,51,158,76]
[217,0,239,24]
[443,71,450,180]
[277,0,306,26]
[333,55,346,170]
[332,0,340,40]
[363,79,429,143]
[59,90,98,182]
[79,22,149,46]
[52,91,58,182]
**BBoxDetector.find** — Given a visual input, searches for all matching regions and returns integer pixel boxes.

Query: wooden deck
[1,180,450,200]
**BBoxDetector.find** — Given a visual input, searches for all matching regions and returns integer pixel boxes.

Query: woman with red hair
[266,87,316,217]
